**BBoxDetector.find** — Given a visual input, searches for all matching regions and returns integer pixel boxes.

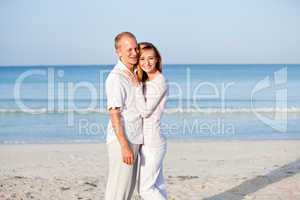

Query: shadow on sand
[204,158,300,200]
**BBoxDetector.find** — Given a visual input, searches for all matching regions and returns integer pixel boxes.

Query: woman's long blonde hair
[137,42,162,82]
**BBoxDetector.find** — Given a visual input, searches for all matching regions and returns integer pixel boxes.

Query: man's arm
[109,108,134,165]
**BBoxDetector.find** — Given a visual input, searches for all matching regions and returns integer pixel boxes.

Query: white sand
[1,140,300,200]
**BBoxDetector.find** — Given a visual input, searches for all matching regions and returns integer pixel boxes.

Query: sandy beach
[1,140,300,200]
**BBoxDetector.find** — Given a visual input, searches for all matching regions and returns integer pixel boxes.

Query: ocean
[0,64,299,143]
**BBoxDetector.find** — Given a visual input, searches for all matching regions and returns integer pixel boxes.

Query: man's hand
[108,108,134,165]
[121,144,134,165]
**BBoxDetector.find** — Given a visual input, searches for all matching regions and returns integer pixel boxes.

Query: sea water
[0,64,299,143]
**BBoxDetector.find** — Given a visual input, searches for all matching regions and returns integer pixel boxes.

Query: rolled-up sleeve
[105,74,125,110]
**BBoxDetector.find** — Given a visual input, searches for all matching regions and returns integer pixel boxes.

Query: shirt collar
[115,60,135,75]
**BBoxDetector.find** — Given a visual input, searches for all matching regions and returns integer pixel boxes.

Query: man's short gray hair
[114,32,137,49]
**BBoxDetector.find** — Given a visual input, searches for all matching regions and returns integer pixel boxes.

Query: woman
[126,42,168,199]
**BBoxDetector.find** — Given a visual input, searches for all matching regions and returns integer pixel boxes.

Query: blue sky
[0,0,299,65]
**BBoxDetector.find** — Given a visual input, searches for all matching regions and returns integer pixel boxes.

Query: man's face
[116,37,138,68]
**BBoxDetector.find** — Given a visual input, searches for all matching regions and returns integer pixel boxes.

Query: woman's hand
[123,70,140,87]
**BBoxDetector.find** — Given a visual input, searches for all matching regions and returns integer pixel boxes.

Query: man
[104,32,143,200]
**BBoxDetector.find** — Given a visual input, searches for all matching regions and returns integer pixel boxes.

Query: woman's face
[139,49,158,73]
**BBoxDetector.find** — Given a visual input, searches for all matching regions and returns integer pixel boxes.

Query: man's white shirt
[105,60,143,144]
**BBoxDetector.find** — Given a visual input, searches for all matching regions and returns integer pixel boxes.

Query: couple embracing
[104,32,168,200]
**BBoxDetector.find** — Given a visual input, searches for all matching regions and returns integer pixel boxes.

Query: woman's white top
[135,73,168,147]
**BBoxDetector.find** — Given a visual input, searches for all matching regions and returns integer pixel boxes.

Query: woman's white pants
[138,144,167,200]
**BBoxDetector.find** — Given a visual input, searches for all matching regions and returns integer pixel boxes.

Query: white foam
[1,107,300,114]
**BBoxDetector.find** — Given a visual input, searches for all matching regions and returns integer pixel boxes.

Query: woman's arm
[122,69,168,118]
[135,79,167,118]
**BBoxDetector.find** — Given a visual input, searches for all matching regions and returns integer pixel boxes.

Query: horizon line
[0,63,299,67]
